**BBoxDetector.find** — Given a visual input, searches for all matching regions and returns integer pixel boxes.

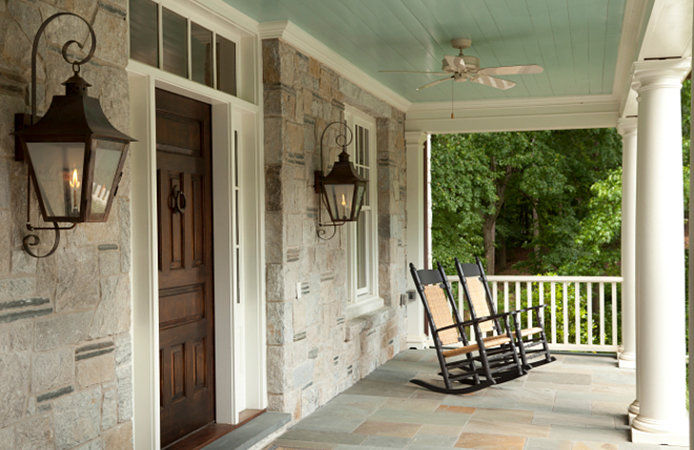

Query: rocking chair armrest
[436,318,478,333]
[509,304,546,316]
[474,311,515,323]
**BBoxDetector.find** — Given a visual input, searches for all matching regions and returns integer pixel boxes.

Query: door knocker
[169,186,187,214]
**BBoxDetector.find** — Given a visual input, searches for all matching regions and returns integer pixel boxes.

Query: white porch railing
[445,275,623,353]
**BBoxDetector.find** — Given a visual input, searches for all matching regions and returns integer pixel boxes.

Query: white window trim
[344,106,382,319]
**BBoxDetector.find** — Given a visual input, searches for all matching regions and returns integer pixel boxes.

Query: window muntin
[128,0,238,95]
[345,108,378,304]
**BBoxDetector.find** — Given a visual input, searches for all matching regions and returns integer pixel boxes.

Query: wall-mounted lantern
[13,12,134,258]
[314,121,367,239]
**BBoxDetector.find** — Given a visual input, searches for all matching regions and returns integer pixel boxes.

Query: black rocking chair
[454,256,556,370]
[409,262,525,395]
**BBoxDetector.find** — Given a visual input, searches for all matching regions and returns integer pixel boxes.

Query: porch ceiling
[224,0,626,103]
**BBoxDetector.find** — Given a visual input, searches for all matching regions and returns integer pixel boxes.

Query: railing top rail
[447,275,623,283]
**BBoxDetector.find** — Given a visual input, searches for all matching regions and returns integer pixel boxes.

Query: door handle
[169,186,187,214]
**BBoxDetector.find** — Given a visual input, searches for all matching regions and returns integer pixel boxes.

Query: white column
[617,117,637,371]
[405,131,429,348]
[620,116,639,424]
[631,58,690,446]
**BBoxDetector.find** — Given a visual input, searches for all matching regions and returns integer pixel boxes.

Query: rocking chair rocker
[409,262,525,395]
[454,256,556,370]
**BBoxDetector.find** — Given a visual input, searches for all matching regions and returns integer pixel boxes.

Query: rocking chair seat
[442,335,512,358]
[519,327,544,337]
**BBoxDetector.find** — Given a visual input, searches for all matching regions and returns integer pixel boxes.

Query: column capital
[631,58,691,93]
[405,131,428,149]
[617,117,638,137]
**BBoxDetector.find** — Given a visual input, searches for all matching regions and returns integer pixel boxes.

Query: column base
[631,414,689,446]
[627,400,639,424]
[617,351,636,369]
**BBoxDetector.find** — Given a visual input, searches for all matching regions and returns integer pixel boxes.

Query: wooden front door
[156,89,215,447]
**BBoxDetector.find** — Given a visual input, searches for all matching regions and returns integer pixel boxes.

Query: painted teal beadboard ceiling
[224,0,626,103]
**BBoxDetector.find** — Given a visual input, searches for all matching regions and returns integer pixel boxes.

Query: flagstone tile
[454,432,526,449]
[361,435,413,447]
[384,397,442,412]
[462,419,550,438]
[409,433,458,447]
[524,437,573,449]
[271,439,338,449]
[528,371,592,385]
[280,429,367,445]
[470,407,533,424]
[353,420,422,438]
[572,442,618,449]
[415,424,465,437]
[591,401,628,416]
[369,408,472,426]
[548,425,629,443]
[436,405,475,414]
[553,397,592,415]
[533,410,616,428]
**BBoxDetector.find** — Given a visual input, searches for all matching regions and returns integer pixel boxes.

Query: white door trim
[127,59,266,449]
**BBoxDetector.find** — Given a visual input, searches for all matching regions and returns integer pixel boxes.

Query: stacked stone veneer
[0,1,132,448]
[263,38,408,420]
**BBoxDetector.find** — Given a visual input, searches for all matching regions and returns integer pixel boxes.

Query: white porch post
[617,117,637,370]
[631,58,690,446]
[406,131,429,348]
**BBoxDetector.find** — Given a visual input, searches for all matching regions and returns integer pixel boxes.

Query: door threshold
[165,409,266,450]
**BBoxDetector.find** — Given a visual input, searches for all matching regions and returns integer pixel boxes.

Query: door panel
[156,88,215,447]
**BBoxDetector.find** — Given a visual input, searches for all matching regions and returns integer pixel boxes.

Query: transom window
[129,0,237,95]
[345,107,380,315]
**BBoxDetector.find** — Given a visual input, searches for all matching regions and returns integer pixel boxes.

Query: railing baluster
[492,281,498,311]
[527,281,532,328]
[504,281,510,314]
[611,282,618,346]
[575,282,581,345]
[514,281,520,312]
[587,282,593,345]
[599,282,605,346]
[550,282,556,344]
[563,282,569,344]
[539,282,544,334]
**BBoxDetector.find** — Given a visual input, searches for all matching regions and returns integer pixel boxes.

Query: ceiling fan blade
[443,55,465,70]
[478,64,543,76]
[471,75,516,90]
[416,76,453,91]
[378,70,449,74]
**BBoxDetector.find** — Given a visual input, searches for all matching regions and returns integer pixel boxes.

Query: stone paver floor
[266,350,685,449]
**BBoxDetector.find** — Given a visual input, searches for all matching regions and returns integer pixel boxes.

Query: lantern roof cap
[323,150,366,185]
[16,73,134,143]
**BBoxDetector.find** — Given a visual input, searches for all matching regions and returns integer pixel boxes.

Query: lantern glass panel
[353,184,366,217]
[26,142,85,219]
[91,140,124,214]
[326,183,355,222]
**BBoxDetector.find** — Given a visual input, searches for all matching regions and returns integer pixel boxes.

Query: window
[345,107,380,316]
[128,0,238,95]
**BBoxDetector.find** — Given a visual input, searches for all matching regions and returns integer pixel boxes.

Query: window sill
[345,295,384,320]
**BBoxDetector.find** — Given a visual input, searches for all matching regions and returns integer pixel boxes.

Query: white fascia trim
[613,0,653,117]
[406,95,619,133]
[258,20,412,113]
[189,0,259,35]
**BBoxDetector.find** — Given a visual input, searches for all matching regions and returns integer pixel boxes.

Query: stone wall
[263,38,408,420]
[0,1,132,448]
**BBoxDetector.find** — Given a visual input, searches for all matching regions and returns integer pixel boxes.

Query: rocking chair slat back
[423,285,459,345]
[464,276,495,333]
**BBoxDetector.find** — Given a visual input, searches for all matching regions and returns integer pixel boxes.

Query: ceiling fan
[380,38,543,92]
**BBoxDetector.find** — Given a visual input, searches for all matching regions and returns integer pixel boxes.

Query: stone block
[77,353,115,387]
[292,360,313,390]
[264,117,284,165]
[91,6,128,68]
[101,385,118,431]
[10,250,36,274]
[265,165,282,211]
[116,364,132,422]
[98,249,121,277]
[267,301,292,345]
[0,426,13,449]
[90,275,130,339]
[55,247,99,312]
[32,348,73,394]
[113,333,131,367]
[35,311,92,351]
[14,414,54,449]
[53,387,101,449]
[118,199,131,274]
[0,353,30,426]
[103,421,132,449]
[0,277,35,302]
[267,345,290,393]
